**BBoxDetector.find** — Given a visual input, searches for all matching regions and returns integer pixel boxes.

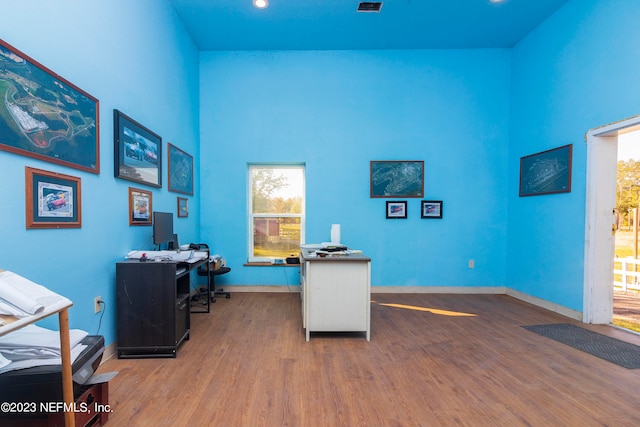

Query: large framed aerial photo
[519,144,572,197]
[0,39,100,174]
[114,109,161,188]
[25,166,82,229]
[168,142,193,195]
[370,160,424,198]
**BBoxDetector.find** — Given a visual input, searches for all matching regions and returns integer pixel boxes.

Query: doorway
[585,116,640,325]
[613,131,640,331]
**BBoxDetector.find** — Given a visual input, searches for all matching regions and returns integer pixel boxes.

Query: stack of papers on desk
[170,251,195,262]
[0,271,71,318]
[315,250,349,256]
[126,250,209,263]
[0,324,88,374]
[301,243,324,250]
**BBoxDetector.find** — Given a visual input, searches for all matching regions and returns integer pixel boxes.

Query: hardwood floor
[97,293,640,426]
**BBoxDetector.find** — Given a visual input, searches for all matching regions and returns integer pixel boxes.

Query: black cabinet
[116,260,191,358]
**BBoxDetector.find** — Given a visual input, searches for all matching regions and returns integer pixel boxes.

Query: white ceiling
[168,0,571,51]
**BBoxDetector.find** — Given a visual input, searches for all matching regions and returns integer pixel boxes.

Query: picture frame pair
[114,110,194,195]
[386,200,443,219]
[127,188,189,226]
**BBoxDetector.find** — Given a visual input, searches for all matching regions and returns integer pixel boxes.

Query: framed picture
[177,197,189,218]
[168,143,194,195]
[519,144,572,197]
[421,200,443,219]
[0,40,99,174]
[386,201,407,219]
[25,167,81,229]
[114,109,161,188]
[371,160,424,198]
[128,187,152,226]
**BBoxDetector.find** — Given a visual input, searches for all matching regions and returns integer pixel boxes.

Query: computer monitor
[153,211,174,247]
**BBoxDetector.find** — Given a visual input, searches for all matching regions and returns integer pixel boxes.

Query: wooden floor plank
[97,293,640,426]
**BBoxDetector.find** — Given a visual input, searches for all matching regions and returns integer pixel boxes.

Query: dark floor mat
[522,323,640,369]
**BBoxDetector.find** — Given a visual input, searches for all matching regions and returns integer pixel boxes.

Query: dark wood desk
[115,257,207,358]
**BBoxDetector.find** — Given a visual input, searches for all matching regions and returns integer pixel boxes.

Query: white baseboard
[222,285,506,294]
[506,288,582,321]
[371,286,506,294]
[221,285,583,321]
[221,285,301,293]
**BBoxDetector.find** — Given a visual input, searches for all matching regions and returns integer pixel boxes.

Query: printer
[0,332,112,426]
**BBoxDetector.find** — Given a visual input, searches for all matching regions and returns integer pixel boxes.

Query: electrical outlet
[94,296,102,313]
[468,260,475,269]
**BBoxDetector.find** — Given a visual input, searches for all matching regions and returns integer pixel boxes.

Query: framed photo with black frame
[128,187,152,226]
[386,201,407,219]
[114,109,161,188]
[421,200,443,219]
[25,167,82,229]
[519,144,572,197]
[168,143,194,195]
[0,40,100,174]
[177,197,188,218]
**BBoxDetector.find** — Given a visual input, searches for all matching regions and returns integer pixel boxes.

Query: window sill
[244,262,300,267]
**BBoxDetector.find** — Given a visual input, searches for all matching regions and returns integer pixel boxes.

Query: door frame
[584,115,640,323]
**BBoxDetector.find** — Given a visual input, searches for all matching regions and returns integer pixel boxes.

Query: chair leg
[213,289,231,299]
[211,275,230,299]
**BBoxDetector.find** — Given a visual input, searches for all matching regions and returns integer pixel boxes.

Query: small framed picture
[421,200,443,219]
[25,167,82,229]
[177,197,188,218]
[128,187,152,226]
[386,201,407,219]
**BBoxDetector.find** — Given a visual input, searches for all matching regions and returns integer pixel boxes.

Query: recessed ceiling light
[253,0,269,9]
[358,2,383,13]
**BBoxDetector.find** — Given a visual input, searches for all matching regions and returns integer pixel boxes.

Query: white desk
[299,248,371,341]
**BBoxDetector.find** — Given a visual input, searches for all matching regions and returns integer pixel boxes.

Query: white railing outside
[614,257,640,292]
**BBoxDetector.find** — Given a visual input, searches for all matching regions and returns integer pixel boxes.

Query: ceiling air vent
[358,2,383,13]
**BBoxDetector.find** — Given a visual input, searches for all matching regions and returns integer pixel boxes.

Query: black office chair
[192,243,231,303]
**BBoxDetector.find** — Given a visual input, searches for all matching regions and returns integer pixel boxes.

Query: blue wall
[0,0,200,345]
[199,50,511,289]
[508,0,640,311]
[4,0,640,348]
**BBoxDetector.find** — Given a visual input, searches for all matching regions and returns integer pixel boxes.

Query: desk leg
[58,308,75,427]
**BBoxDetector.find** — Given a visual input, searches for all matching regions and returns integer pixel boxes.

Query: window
[248,164,305,262]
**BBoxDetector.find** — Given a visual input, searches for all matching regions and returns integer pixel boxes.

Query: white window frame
[247,163,306,262]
